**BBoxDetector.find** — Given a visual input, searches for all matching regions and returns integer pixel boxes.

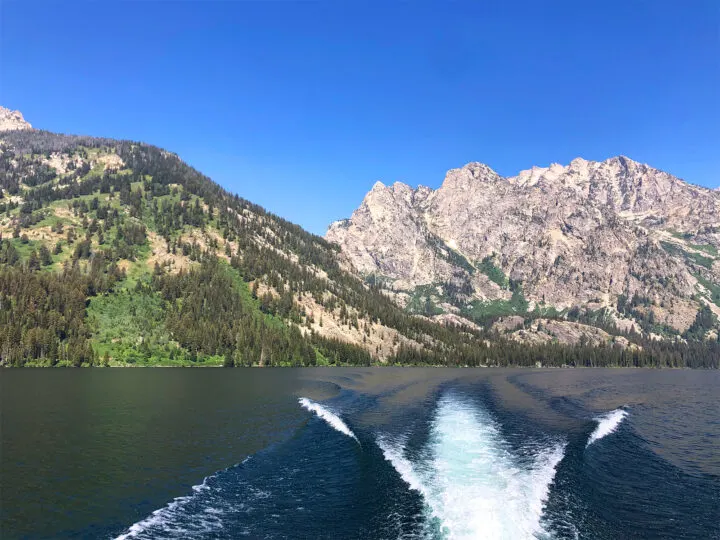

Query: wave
[586,408,628,447]
[298,397,359,444]
[116,399,358,539]
[113,479,219,540]
[113,458,252,540]
[378,394,565,539]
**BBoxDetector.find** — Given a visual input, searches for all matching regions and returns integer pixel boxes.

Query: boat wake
[586,408,628,447]
[113,459,252,540]
[115,399,359,539]
[377,394,565,539]
[298,397,360,444]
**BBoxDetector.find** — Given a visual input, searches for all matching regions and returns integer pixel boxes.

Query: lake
[1,368,718,539]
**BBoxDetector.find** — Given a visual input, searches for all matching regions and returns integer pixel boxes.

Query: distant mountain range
[328,156,720,343]
[0,105,717,368]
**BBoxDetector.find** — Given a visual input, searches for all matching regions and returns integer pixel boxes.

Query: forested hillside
[0,110,717,368]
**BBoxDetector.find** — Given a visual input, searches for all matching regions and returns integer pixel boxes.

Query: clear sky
[1,1,718,235]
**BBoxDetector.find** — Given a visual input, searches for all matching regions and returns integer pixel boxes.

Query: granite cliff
[328,158,720,339]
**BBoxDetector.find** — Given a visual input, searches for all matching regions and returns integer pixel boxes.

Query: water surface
[1,368,718,539]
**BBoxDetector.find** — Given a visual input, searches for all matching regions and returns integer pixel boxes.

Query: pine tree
[39,244,52,266]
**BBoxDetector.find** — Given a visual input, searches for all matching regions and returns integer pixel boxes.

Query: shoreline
[2,364,714,370]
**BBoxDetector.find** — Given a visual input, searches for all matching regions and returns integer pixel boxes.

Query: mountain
[0,107,717,368]
[327,158,720,342]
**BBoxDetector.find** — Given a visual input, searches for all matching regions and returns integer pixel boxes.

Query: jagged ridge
[327,157,720,340]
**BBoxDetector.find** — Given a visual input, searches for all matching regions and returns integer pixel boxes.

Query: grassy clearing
[87,289,223,366]
[694,273,720,307]
[687,251,715,269]
[478,255,509,288]
[688,242,719,257]
[10,236,41,258]
[118,241,152,289]
[670,230,693,240]
[531,303,565,318]
[661,241,715,269]
[463,288,529,323]
[407,284,445,316]
[222,260,288,331]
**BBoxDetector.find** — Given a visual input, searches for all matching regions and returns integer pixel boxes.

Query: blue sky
[2,1,718,235]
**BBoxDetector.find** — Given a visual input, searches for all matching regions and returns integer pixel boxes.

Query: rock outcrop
[0,106,32,131]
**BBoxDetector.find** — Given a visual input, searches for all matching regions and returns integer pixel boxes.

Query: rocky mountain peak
[327,156,720,338]
[439,162,503,193]
[361,179,434,209]
[0,106,32,131]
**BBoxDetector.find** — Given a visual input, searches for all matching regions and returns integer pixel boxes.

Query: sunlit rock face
[0,106,32,131]
[327,157,720,333]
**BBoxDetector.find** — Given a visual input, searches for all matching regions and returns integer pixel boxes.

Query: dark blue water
[1,369,718,539]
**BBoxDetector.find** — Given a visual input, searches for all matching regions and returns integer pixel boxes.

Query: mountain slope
[0,108,508,368]
[0,107,717,368]
[327,158,720,341]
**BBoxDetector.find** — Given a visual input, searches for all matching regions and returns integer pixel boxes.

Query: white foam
[114,457,253,539]
[377,435,428,496]
[586,408,628,447]
[378,394,565,539]
[298,397,359,444]
[113,475,222,539]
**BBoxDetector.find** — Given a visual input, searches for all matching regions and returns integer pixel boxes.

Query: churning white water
[586,408,628,447]
[298,397,360,443]
[378,394,565,540]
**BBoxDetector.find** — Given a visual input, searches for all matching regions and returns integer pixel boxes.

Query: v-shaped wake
[378,393,565,539]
